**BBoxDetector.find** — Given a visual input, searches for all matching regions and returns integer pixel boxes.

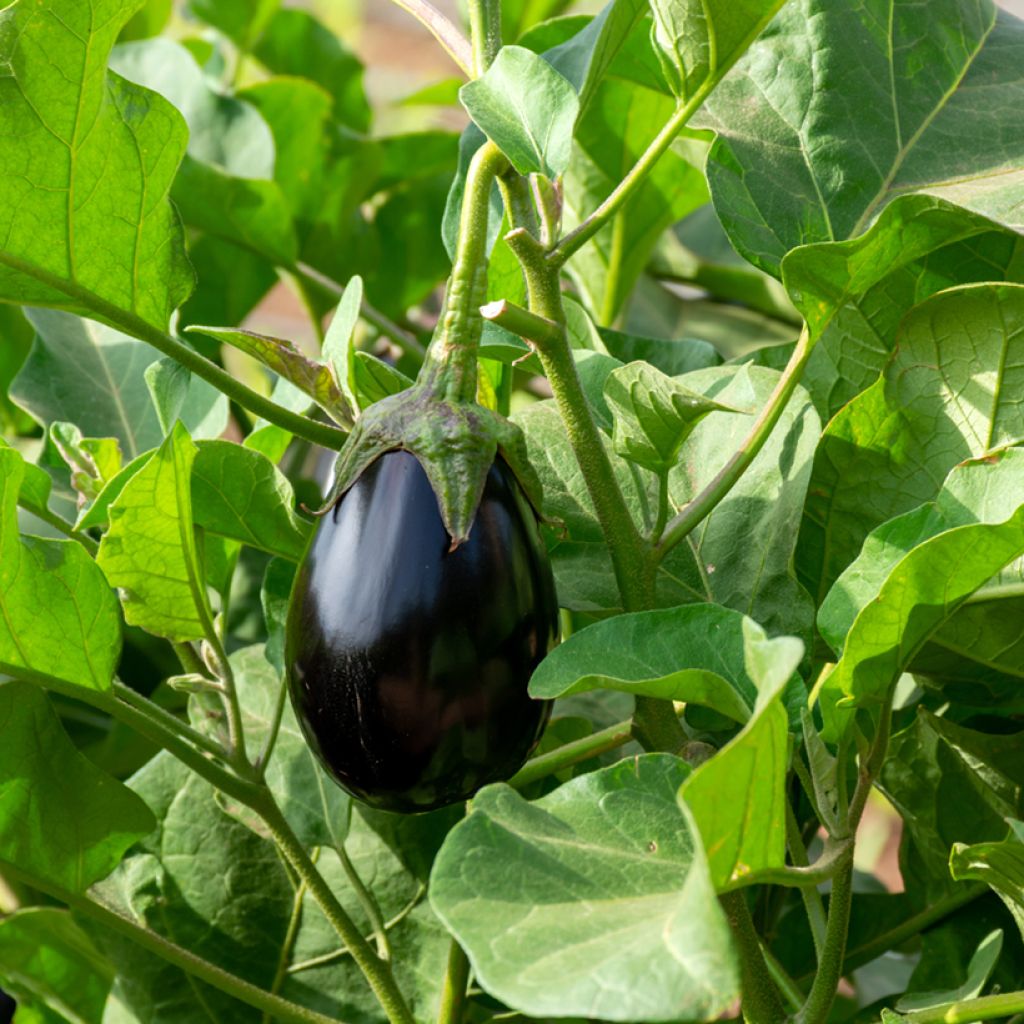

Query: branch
[892,990,1024,1024]
[437,939,472,1024]
[480,299,562,348]
[510,718,636,789]
[385,0,474,77]
[655,326,812,559]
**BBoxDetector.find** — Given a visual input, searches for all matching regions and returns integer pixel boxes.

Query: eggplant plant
[0,0,1023,1022]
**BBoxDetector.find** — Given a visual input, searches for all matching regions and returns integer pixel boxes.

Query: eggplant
[286,449,557,813]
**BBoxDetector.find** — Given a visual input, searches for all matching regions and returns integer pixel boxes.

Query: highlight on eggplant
[286,449,559,813]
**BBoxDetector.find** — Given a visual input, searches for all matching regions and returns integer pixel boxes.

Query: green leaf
[184,0,279,51]
[782,198,1024,420]
[599,326,721,377]
[0,681,155,891]
[143,358,229,441]
[543,0,647,117]
[11,310,225,457]
[531,603,804,727]
[186,325,353,428]
[0,306,34,435]
[679,621,799,890]
[0,448,121,694]
[799,282,1024,607]
[111,38,299,267]
[896,929,1003,1011]
[819,447,1024,735]
[649,0,787,102]
[430,755,739,1022]
[321,277,364,415]
[460,45,579,177]
[48,422,122,510]
[880,712,1024,904]
[951,823,1024,942]
[191,441,309,561]
[0,438,52,515]
[0,908,112,1023]
[352,353,415,408]
[97,423,213,642]
[701,0,1024,276]
[0,0,194,328]
[503,0,574,42]
[253,8,370,132]
[604,360,737,474]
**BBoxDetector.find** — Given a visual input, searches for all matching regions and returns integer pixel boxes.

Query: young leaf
[97,423,214,642]
[186,325,353,427]
[460,45,580,177]
[649,0,788,102]
[679,619,801,890]
[604,361,739,474]
[0,448,121,695]
[0,908,112,1022]
[0,0,194,328]
[950,823,1024,942]
[530,603,804,726]
[144,358,230,441]
[0,681,155,891]
[430,755,740,1022]
[191,441,310,562]
[321,277,364,414]
[819,447,1024,736]
[701,0,1024,276]
[49,422,122,509]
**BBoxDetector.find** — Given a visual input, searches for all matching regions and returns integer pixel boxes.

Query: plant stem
[503,226,684,753]
[760,944,805,1013]
[0,860,342,1024]
[20,502,99,554]
[795,850,854,1024]
[419,142,509,403]
[480,299,562,348]
[720,891,786,1024]
[510,718,636,788]
[656,326,812,559]
[113,681,226,761]
[336,841,392,960]
[256,796,416,1024]
[437,939,472,1024]
[385,0,474,76]
[467,0,501,74]
[549,85,713,267]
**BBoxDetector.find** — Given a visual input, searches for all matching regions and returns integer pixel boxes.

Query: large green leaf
[97,424,213,642]
[701,0,1024,277]
[11,309,225,457]
[430,755,739,1022]
[819,447,1024,735]
[0,681,154,892]
[799,283,1024,605]
[0,908,112,1023]
[951,821,1024,942]
[191,442,310,562]
[0,0,193,328]
[679,626,800,890]
[530,603,803,726]
[0,448,121,695]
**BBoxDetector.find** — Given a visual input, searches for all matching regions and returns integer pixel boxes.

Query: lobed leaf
[430,755,739,1022]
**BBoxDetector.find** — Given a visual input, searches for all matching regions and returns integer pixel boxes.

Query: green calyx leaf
[324,382,544,548]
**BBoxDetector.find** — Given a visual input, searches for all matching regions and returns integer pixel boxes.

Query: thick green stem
[437,939,472,1024]
[795,851,854,1024]
[786,801,828,958]
[0,861,343,1024]
[418,143,509,403]
[656,326,812,559]
[256,796,415,1024]
[467,0,501,74]
[720,891,787,1024]
[20,501,99,554]
[336,840,392,961]
[897,990,1024,1024]
[510,718,636,789]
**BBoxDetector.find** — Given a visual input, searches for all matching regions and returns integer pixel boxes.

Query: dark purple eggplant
[286,449,557,813]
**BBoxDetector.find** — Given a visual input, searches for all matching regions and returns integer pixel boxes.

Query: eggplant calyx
[316,382,544,549]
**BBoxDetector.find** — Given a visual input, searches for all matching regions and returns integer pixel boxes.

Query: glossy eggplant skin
[286,450,557,813]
